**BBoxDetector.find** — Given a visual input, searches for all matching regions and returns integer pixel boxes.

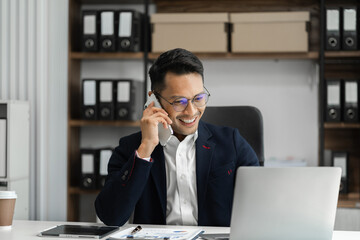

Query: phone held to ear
[144,93,173,145]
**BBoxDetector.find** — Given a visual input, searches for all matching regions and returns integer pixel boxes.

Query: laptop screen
[229,167,341,240]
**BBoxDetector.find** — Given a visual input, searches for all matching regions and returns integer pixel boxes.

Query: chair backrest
[201,106,264,166]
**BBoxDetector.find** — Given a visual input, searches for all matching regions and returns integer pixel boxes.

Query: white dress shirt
[163,131,198,225]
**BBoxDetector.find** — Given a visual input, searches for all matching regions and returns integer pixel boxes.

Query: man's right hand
[137,101,172,158]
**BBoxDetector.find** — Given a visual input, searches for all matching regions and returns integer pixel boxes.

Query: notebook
[201,167,341,240]
[38,224,119,239]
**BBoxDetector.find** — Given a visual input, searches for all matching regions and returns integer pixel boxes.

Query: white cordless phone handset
[144,93,173,145]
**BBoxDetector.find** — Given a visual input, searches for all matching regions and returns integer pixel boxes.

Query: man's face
[158,72,206,141]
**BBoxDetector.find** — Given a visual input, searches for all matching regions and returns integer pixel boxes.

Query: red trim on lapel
[128,151,137,179]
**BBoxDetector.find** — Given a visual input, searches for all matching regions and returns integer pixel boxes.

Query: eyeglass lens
[173,93,209,111]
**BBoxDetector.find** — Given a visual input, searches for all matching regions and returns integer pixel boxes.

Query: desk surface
[1,220,360,240]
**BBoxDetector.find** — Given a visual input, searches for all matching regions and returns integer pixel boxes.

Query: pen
[127,225,142,238]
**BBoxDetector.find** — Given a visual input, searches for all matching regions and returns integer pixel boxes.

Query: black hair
[148,48,204,93]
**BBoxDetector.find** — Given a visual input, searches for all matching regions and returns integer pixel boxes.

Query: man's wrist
[137,142,155,159]
[135,150,151,161]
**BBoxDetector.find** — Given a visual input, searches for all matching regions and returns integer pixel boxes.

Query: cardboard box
[151,13,229,53]
[230,12,310,52]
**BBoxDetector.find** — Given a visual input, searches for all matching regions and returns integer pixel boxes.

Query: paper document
[108,226,203,240]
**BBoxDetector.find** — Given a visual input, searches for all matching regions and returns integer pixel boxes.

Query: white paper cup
[0,191,17,229]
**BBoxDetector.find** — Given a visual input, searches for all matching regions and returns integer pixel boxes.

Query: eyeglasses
[154,87,211,112]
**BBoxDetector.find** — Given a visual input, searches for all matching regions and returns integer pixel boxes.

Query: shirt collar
[161,130,198,147]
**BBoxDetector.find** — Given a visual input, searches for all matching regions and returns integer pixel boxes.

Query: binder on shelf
[342,7,358,50]
[325,79,342,122]
[98,148,113,188]
[100,11,116,52]
[0,118,6,178]
[82,11,99,52]
[115,80,144,121]
[80,149,98,189]
[82,79,98,120]
[332,152,348,194]
[343,80,359,122]
[117,10,143,52]
[98,80,115,120]
[326,8,341,50]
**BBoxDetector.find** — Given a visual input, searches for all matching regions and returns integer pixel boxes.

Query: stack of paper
[108,226,203,240]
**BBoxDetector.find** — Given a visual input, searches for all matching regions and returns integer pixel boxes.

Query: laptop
[201,167,341,240]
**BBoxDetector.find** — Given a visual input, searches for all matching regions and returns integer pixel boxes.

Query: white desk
[1,220,360,240]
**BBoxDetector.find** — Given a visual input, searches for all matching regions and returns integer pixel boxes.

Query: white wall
[204,59,319,166]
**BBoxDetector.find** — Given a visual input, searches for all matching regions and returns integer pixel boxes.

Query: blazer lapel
[196,121,216,214]
[150,144,167,221]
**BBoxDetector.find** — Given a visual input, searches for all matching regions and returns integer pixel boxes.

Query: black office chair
[201,106,264,166]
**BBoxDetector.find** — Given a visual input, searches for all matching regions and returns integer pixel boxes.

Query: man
[95,48,259,227]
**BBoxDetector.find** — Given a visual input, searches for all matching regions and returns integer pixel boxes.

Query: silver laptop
[228,167,341,240]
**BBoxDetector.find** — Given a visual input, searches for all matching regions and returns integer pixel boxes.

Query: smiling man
[95,48,259,227]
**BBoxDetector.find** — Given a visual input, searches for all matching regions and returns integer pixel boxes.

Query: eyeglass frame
[153,86,211,112]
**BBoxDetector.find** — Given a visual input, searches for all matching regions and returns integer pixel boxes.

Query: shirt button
[181,174,185,180]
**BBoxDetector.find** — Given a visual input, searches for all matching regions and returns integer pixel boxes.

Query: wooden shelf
[72,51,320,61]
[69,187,100,195]
[76,0,145,4]
[149,52,319,60]
[338,193,360,208]
[324,123,360,129]
[69,119,141,127]
[71,52,144,60]
[325,51,360,58]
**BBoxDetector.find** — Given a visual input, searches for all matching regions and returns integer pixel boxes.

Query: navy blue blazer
[95,121,259,227]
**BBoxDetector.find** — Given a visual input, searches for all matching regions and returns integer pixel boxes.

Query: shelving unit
[66,0,360,222]
[323,127,360,207]
[67,0,149,221]
[319,0,360,210]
